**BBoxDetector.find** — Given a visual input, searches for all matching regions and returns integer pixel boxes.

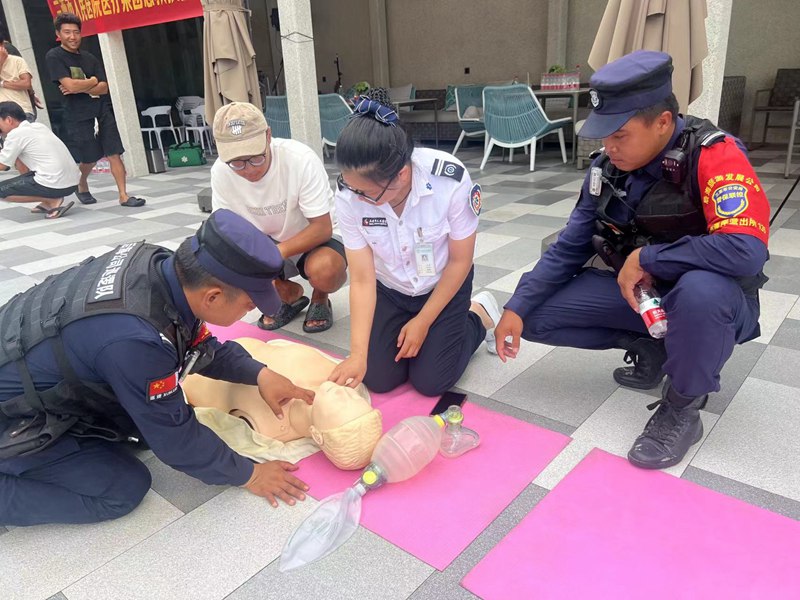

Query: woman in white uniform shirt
[329,89,500,396]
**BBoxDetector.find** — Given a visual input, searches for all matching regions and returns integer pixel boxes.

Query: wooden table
[534,87,591,162]
[395,98,440,148]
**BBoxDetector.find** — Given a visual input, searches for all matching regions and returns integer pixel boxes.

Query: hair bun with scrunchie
[353,87,398,127]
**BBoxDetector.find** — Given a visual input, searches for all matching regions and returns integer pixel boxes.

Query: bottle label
[639,298,666,328]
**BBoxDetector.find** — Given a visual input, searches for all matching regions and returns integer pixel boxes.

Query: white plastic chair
[185,106,214,154]
[141,105,182,157]
[480,84,571,172]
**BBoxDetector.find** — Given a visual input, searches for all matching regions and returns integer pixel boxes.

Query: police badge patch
[431,159,465,182]
[469,183,482,216]
[713,182,749,218]
[589,89,601,108]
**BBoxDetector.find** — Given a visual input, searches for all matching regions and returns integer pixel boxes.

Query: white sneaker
[471,291,501,355]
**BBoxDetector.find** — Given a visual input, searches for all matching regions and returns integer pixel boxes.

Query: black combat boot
[627,382,707,469]
[613,335,667,390]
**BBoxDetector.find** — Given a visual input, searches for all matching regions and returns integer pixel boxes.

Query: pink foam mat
[463,448,800,599]
[297,394,570,570]
[210,320,571,570]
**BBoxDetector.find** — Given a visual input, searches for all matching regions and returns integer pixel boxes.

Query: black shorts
[63,106,125,165]
[284,236,347,280]
[0,171,78,199]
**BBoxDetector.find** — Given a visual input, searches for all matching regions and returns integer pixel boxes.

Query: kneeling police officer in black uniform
[0,209,314,526]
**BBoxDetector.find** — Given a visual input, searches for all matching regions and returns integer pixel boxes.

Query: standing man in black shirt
[45,13,145,208]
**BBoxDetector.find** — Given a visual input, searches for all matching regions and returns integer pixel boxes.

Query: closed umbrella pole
[589,0,708,111]
[202,0,262,123]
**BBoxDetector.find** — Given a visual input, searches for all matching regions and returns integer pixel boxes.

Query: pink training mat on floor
[463,448,800,599]
[297,393,571,570]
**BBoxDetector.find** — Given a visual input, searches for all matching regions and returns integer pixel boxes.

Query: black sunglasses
[337,173,396,204]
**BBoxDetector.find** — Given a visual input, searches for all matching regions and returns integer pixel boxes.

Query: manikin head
[182,338,382,470]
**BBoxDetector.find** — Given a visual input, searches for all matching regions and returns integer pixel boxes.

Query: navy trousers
[0,434,151,526]
[364,268,486,397]
[522,268,761,397]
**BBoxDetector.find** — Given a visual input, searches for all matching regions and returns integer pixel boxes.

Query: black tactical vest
[592,116,767,296]
[0,242,195,458]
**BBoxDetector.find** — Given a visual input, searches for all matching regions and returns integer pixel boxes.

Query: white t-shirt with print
[335,147,479,296]
[0,121,80,189]
[210,137,334,242]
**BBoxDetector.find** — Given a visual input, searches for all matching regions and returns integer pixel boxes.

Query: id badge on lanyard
[415,227,436,277]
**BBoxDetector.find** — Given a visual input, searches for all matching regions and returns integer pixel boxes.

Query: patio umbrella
[202,0,262,123]
[588,0,708,111]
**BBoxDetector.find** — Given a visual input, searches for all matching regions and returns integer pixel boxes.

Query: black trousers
[364,268,486,397]
[0,434,151,526]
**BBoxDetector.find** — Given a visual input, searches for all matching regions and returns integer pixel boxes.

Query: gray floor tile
[1,491,181,600]
[752,289,798,344]
[770,318,800,351]
[507,213,570,229]
[482,221,566,240]
[763,255,800,295]
[749,345,800,388]
[533,387,717,490]
[475,237,541,271]
[691,377,800,502]
[472,263,513,289]
[516,190,576,204]
[63,488,316,600]
[705,341,768,414]
[493,347,622,427]
[145,455,227,514]
[0,246,53,268]
[409,484,548,600]
[227,527,433,600]
[458,389,576,436]
[46,593,68,600]
[458,338,554,399]
[682,466,800,521]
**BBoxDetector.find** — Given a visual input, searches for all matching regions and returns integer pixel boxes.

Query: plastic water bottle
[635,283,668,339]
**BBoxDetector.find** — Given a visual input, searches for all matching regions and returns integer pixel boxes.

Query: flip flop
[303,300,333,334]
[257,296,310,331]
[43,200,75,220]
[76,191,97,205]
[119,196,146,207]
[30,203,49,214]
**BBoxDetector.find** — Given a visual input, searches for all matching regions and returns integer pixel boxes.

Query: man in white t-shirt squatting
[0,101,80,219]
[210,102,347,333]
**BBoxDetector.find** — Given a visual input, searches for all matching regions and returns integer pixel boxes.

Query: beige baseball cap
[213,102,269,163]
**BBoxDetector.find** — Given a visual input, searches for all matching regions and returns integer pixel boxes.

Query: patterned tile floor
[1,142,799,600]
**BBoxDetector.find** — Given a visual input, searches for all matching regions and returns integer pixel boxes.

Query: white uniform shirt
[336,147,479,296]
[0,121,80,189]
[211,137,334,241]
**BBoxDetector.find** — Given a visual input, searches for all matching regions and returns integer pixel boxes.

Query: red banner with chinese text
[47,0,203,37]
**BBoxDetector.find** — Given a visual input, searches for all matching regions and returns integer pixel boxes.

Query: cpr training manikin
[182,338,383,469]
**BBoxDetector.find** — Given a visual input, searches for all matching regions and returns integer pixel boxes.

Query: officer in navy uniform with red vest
[0,210,314,526]
[494,50,770,469]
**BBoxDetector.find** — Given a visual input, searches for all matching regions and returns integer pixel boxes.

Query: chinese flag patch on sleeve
[147,372,179,401]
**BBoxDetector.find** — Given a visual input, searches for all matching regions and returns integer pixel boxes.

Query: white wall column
[4,0,50,128]
[688,0,733,123]
[546,0,569,70]
[276,0,322,159]
[368,0,390,87]
[98,31,148,178]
